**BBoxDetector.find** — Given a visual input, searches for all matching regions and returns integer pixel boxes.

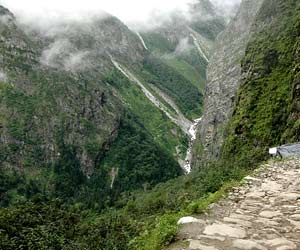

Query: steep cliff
[197,0,264,163]
[221,0,300,168]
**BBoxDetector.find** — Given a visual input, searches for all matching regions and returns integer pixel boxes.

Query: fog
[0,0,241,28]
[1,0,196,24]
[0,70,7,81]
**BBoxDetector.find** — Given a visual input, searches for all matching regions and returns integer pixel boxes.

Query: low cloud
[40,39,72,68]
[0,70,7,81]
[0,14,13,24]
[0,0,197,26]
[211,0,241,19]
[64,51,90,72]
[0,0,242,33]
[174,38,193,55]
[40,39,90,72]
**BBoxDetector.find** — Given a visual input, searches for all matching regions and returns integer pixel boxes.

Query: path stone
[223,217,252,227]
[263,238,297,249]
[261,181,283,192]
[233,239,267,250]
[203,223,246,238]
[189,240,219,250]
[290,214,300,221]
[289,219,300,230]
[276,246,297,250]
[255,217,279,227]
[279,193,300,202]
[198,235,226,242]
[246,192,265,200]
[229,213,254,221]
[259,210,282,218]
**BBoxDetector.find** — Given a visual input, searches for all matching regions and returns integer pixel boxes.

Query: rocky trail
[168,158,300,250]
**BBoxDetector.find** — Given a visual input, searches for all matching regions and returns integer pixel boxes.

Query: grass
[162,56,206,93]
[133,179,242,250]
[107,69,188,158]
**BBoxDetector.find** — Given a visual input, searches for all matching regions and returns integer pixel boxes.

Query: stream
[183,117,202,173]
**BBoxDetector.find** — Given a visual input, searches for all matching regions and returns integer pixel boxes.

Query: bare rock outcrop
[198,0,264,162]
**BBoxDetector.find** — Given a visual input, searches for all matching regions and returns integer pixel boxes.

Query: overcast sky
[0,0,241,25]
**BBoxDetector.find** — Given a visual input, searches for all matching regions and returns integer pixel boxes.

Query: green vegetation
[177,47,208,79]
[105,68,188,158]
[0,159,246,250]
[190,18,225,41]
[140,32,177,55]
[142,56,203,119]
[84,110,183,209]
[0,199,138,250]
[220,0,300,170]
[162,56,206,92]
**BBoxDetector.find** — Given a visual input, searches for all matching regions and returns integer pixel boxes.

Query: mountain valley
[0,0,300,249]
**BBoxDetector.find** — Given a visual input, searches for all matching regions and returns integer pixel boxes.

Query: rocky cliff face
[197,0,264,163]
[220,0,300,167]
[0,6,148,174]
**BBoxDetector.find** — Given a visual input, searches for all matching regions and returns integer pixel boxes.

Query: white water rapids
[183,117,202,173]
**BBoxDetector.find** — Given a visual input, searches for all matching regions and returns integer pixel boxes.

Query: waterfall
[136,32,149,51]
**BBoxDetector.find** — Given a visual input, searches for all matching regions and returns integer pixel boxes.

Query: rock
[223,217,252,227]
[261,181,283,192]
[198,0,265,161]
[259,211,282,219]
[198,235,226,242]
[230,213,254,221]
[244,176,261,182]
[189,240,219,250]
[178,217,205,225]
[233,239,267,250]
[264,238,297,249]
[246,192,265,200]
[203,223,246,238]
[279,193,300,201]
[290,214,300,221]
[282,206,298,212]
[255,218,279,227]
[276,246,297,250]
[289,220,300,230]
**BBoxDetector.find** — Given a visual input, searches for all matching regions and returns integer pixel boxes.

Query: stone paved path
[167,158,300,250]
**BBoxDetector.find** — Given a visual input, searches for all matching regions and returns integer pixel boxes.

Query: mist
[211,0,241,19]
[0,0,241,29]
[0,0,196,24]
[0,70,7,82]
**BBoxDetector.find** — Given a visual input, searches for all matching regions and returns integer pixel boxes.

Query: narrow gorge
[1,0,300,249]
